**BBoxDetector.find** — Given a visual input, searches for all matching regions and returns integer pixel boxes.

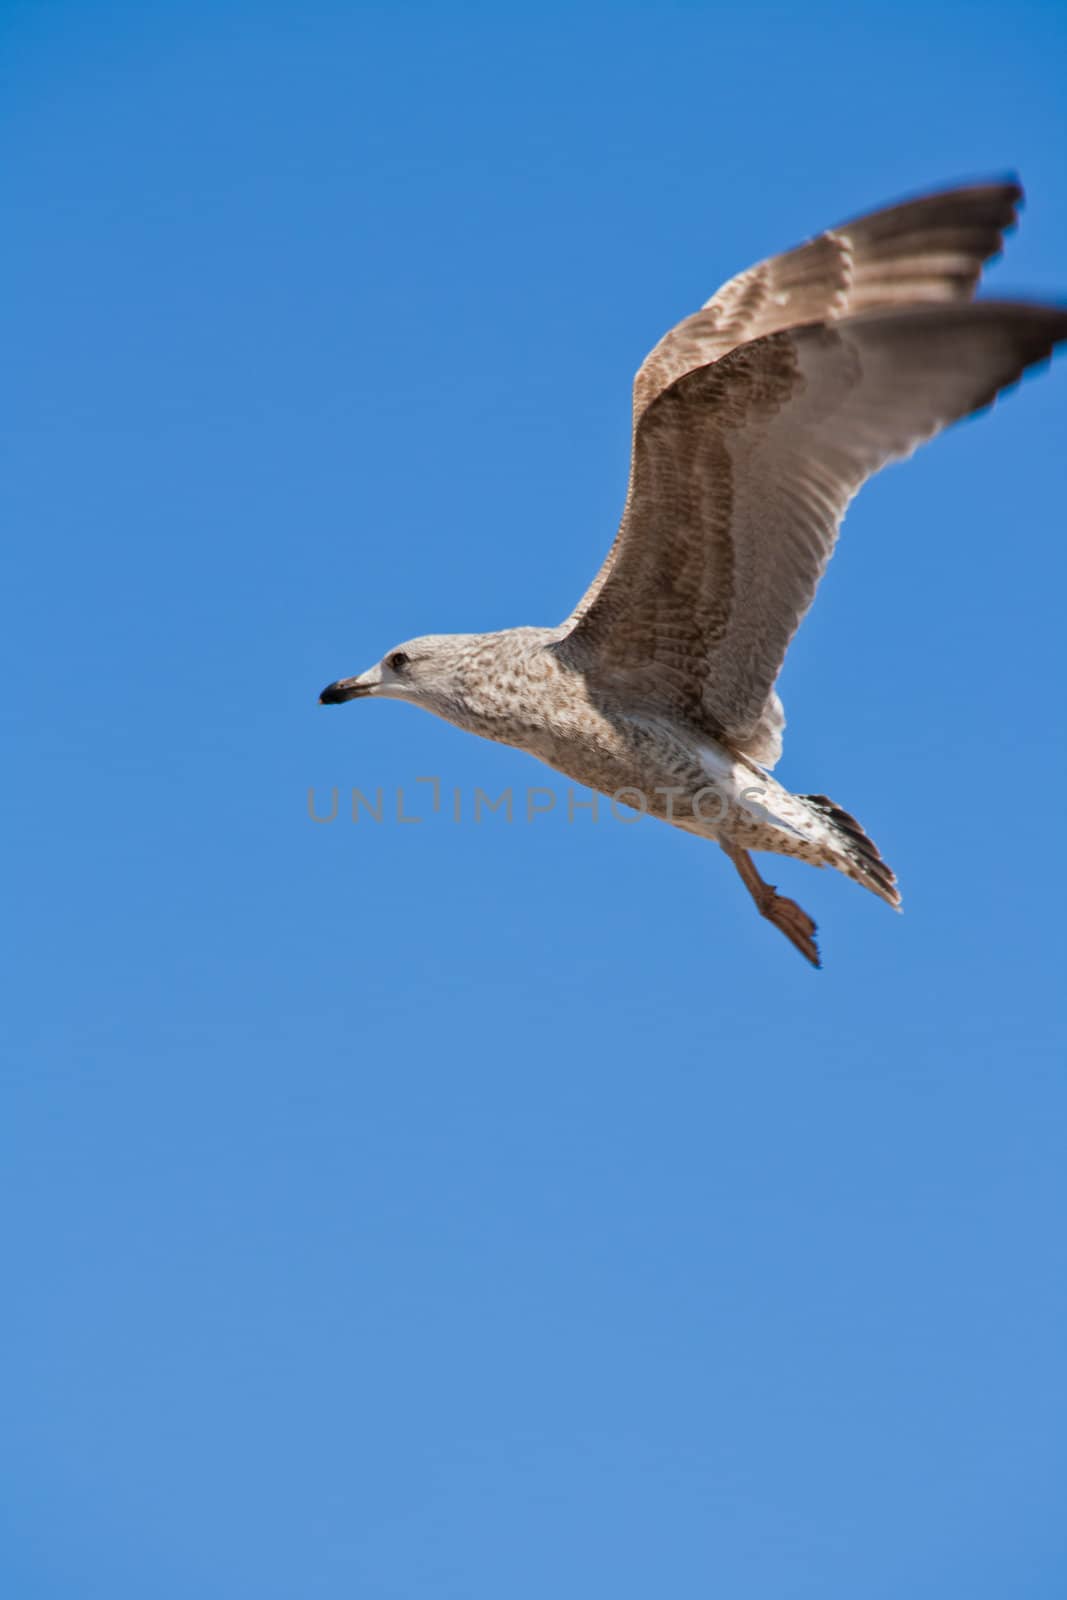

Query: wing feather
[565,181,1027,713]
[558,301,1067,764]
[633,179,1023,423]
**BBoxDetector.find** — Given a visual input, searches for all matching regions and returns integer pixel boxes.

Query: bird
[320,178,1066,967]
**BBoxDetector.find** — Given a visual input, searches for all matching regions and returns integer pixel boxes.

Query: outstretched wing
[632,179,1023,424]
[570,182,1023,629]
[558,301,1067,762]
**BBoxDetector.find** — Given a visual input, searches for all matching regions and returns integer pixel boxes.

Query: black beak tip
[320,679,368,705]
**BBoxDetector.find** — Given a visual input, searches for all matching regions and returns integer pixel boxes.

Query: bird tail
[799,794,901,909]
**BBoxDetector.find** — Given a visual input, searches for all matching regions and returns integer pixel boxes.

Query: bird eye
[386,651,409,672]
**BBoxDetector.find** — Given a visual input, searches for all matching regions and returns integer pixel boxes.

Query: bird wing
[557,300,1067,763]
[560,180,1032,765]
[632,179,1024,426]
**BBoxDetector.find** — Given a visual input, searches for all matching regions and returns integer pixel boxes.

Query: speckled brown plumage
[321,179,1066,966]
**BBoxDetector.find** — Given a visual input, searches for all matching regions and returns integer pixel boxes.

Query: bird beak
[319,672,375,705]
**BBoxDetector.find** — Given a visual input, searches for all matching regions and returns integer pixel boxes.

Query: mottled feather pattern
[324,180,1063,963]
[563,194,1064,762]
[628,180,1021,428]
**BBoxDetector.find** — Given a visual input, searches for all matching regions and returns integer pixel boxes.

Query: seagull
[321,179,1066,967]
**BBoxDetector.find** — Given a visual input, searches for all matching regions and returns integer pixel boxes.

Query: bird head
[319,633,488,724]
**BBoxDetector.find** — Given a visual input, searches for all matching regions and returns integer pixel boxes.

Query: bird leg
[721,842,821,969]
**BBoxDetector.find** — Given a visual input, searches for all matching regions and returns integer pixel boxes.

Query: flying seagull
[321,179,1065,967]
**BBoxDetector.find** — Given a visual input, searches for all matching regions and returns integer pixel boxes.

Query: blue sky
[4,2,1066,1595]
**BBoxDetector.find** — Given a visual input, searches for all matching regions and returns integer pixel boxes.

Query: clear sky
[4,2,1066,1595]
